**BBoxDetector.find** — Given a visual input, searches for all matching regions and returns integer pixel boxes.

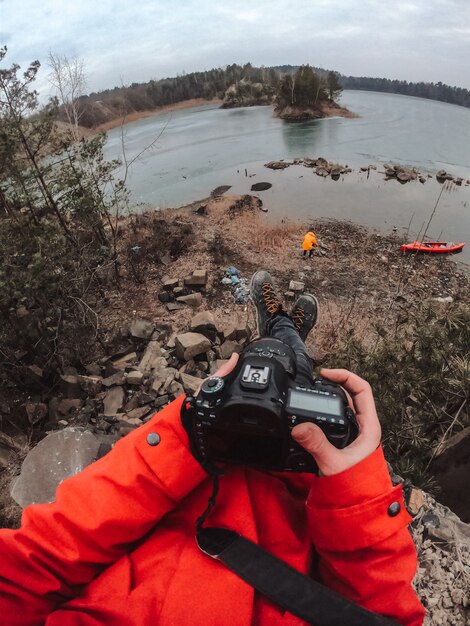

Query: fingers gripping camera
[181,338,358,473]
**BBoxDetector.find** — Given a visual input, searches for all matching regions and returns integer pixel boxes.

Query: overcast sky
[1,0,469,98]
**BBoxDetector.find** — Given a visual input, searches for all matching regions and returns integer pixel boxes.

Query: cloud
[0,0,469,98]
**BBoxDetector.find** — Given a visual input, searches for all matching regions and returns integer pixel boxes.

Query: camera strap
[196,475,398,626]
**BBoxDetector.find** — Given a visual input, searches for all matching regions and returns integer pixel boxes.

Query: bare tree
[48,52,86,140]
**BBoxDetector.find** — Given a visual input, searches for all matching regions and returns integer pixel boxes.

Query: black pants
[302,249,314,258]
[266,314,315,387]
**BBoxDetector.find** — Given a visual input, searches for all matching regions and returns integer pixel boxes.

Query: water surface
[104,91,470,262]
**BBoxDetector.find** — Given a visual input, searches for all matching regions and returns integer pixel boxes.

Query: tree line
[339,74,470,108]
[73,62,470,128]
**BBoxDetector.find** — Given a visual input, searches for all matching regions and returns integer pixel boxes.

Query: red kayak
[400,241,465,254]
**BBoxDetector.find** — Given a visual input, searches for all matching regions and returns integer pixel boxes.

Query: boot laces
[291,306,305,332]
[262,282,281,314]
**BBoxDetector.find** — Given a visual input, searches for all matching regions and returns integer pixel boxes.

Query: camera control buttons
[201,377,224,397]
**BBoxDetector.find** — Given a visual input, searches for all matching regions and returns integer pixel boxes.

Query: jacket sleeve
[307,446,425,626]
[0,396,206,625]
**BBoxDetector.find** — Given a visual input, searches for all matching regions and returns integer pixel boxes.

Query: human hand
[291,369,381,476]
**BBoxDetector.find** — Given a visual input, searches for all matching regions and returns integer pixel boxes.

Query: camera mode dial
[201,377,225,398]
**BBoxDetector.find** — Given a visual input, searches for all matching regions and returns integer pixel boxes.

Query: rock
[163,277,179,291]
[154,395,169,408]
[60,374,83,398]
[126,406,151,421]
[210,185,232,197]
[129,319,155,340]
[234,321,251,343]
[218,340,243,360]
[158,291,171,303]
[190,311,218,340]
[10,428,102,508]
[184,269,208,287]
[151,368,177,395]
[85,363,102,376]
[180,373,202,394]
[102,371,126,387]
[289,280,305,293]
[397,171,412,183]
[168,381,184,397]
[422,510,470,545]
[175,333,211,361]
[166,303,185,312]
[109,352,138,371]
[194,204,207,215]
[125,391,155,411]
[48,398,83,421]
[433,425,470,523]
[210,359,228,374]
[250,182,272,192]
[138,342,166,375]
[407,488,426,517]
[0,431,24,452]
[125,370,144,385]
[264,161,290,170]
[103,387,125,417]
[176,293,203,308]
[173,286,185,297]
[24,402,48,425]
[77,375,102,396]
[221,323,237,341]
[0,446,14,468]
[433,296,453,303]
[284,291,295,300]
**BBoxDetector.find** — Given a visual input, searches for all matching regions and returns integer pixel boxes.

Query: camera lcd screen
[288,390,342,416]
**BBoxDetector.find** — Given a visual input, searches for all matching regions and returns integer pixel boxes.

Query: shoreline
[78,98,222,136]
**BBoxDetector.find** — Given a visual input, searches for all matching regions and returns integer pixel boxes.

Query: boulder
[432,426,470,522]
[175,333,212,361]
[129,319,155,340]
[10,428,102,508]
[190,311,218,340]
[176,293,203,308]
[184,269,208,287]
[103,387,125,417]
[126,406,151,421]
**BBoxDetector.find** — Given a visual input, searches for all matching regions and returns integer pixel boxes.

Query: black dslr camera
[181,338,358,473]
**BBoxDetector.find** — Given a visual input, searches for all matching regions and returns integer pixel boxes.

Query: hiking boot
[290,294,319,341]
[250,270,283,336]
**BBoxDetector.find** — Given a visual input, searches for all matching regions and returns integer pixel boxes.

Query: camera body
[181,338,358,473]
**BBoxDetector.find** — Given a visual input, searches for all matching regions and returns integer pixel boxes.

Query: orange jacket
[0,396,425,626]
[302,232,318,251]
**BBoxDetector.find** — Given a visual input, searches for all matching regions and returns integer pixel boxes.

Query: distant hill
[71,62,470,129]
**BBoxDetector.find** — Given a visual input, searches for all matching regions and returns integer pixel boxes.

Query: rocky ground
[1,194,469,624]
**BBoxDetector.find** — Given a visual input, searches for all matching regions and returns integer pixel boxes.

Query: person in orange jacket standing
[302,228,318,258]
[0,270,425,626]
